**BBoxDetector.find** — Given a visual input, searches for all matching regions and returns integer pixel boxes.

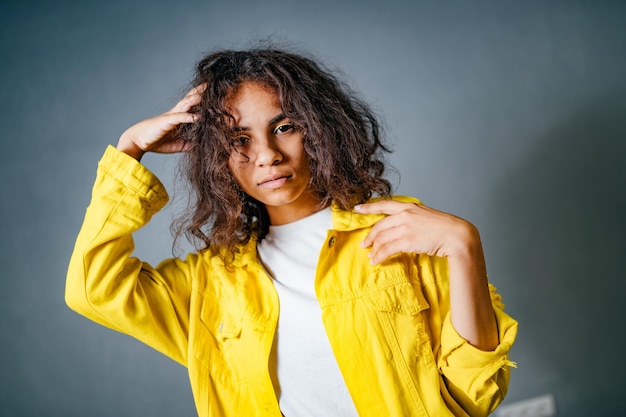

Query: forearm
[447,226,499,351]
[65,146,168,321]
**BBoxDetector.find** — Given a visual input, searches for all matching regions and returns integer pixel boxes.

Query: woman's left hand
[356,200,480,265]
[356,199,499,350]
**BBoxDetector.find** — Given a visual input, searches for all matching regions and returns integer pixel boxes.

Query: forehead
[226,82,280,114]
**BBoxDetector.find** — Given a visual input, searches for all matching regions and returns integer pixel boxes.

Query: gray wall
[2,1,625,416]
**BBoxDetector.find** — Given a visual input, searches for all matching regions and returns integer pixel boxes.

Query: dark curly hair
[174,47,392,257]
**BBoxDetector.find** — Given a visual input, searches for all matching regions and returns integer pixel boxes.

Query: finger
[191,83,207,95]
[361,209,414,248]
[170,84,206,113]
[368,226,440,264]
[141,114,197,144]
[363,220,406,259]
[158,111,200,131]
[369,240,400,265]
[133,112,199,150]
[361,215,397,248]
[181,83,207,100]
[366,224,400,253]
[152,138,193,154]
[157,112,199,142]
[355,200,413,216]
[370,240,437,265]
[169,111,200,124]
[368,230,412,265]
[170,94,201,114]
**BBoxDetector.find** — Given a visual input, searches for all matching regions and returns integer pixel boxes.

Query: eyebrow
[231,113,287,132]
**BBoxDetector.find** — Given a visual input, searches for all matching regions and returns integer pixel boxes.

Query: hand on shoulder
[355,199,481,265]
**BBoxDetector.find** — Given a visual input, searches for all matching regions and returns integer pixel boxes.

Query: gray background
[1,1,625,416]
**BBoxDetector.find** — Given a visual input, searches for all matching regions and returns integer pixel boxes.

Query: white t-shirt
[257,207,359,417]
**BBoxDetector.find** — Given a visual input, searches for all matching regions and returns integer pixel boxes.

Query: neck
[266,194,326,226]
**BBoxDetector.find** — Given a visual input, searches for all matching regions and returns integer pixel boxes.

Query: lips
[258,174,292,189]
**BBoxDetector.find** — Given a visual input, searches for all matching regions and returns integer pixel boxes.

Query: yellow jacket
[66,146,517,417]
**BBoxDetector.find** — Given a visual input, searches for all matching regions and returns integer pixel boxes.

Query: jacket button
[328,235,336,247]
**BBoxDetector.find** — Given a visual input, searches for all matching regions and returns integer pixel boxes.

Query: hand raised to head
[116,84,206,161]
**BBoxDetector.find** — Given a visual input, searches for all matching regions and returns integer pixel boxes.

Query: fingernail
[354,204,362,213]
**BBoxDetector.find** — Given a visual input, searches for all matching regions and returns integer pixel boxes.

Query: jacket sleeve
[65,145,193,366]
[422,255,518,417]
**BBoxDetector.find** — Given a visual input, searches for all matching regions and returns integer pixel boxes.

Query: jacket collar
[332,195,421,231]
[331,205,383,231]
[230,195,420,266]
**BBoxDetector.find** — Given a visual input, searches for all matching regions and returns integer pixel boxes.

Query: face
[226,82,321,225]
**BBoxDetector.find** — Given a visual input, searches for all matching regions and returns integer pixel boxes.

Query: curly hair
[173,47,392,257]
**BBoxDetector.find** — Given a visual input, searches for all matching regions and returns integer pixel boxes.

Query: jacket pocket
[200,296,243,342]
[364,282,435,414]
[365,281,435,362]
[365,281,429,315]
[196,293,244,375]
[190,292,244,416]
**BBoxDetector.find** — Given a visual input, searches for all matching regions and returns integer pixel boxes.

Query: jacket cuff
[438,303,518,405]
[97,145,169,212]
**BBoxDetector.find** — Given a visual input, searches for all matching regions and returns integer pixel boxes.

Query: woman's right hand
[116,85,205,161]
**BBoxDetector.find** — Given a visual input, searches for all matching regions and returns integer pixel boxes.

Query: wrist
[448,220,482,259]
[117,133,145,161]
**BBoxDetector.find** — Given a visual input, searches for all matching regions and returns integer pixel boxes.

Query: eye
[274,123,294,135]
[231,135,250,148]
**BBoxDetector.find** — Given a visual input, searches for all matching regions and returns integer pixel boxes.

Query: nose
[254,137,283,166]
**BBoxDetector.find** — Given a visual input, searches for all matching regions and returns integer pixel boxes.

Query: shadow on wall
[488,91,626,416]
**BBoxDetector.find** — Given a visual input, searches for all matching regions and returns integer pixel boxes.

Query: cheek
[296,151,313,175]
[287,140,310,171]
[227,158,250,189]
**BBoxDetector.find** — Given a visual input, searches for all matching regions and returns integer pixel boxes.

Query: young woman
[66,48,517,417]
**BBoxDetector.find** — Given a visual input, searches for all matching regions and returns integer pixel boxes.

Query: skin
[225,82,323,225]
[117,81,498,351]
